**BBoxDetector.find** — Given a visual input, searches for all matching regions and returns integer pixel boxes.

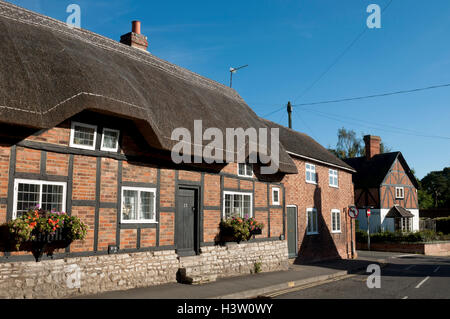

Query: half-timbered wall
[380,158,418,209]
[0,112,285,262]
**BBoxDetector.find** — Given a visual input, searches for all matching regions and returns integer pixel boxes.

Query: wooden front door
[176,187,199,256]
[287,205,298,258]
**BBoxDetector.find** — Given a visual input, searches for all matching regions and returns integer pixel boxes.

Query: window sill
[306,232,319,235]
[332,231,342,234]
[120,221,158,224]
[329,185,339,189]
[305,181,317,185]
[69,144,96,151]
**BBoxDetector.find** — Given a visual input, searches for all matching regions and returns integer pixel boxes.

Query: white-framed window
[238,163,253,177]
[101,128,120,152]
[272,187,280,205]
[306,208,318,235]
[395,187,404,199]
[305,163,317,184]
[223,191,253,219]
[13,179,67,219]
[70,122,97,150]
[331,209,341,233]
[329,169,339,188]
[121,187,157,223]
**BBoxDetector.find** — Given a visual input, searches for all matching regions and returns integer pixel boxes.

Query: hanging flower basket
[5,207,87,262]
[219,216,264,243]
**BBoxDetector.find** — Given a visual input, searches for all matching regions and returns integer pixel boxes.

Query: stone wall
[0,240,288,299]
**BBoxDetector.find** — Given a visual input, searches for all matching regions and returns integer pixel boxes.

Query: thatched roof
[262,119,355,172]
[0,1,297,173]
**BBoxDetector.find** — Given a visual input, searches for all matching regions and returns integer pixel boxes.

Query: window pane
[307,211,312,233]
[243,195,251,217]
[102,130,119,150]
[16,183,40,217]
[41,184,64,212]
[225,194,231,219]
[233,194,242,217]
[140,191,154,220]
[122,190,138,220]
[306,171,311,181]
[238,164,245,175]
[273,190,279,202]
[312,211,317,232]
[73,125,95,146]
[245,164,253,176]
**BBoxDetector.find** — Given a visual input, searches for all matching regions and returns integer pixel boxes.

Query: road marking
[402,296,408,299]
[404,265,415,270]
[433,266,440,273]
[415,276,430,289]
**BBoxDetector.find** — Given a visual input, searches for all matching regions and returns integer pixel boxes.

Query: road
[273,253,450,299]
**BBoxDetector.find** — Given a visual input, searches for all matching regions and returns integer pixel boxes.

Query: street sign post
[348,206,359,259]
[367,208,371,251]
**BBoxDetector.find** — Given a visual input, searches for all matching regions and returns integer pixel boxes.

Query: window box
[5,208,87,262]
[218,216,264,243]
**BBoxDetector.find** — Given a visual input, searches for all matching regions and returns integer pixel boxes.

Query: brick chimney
[120,21,148,51]
[363,135,381,160]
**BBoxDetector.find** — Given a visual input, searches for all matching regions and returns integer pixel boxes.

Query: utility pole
[287,101,293,128]
[229,65,248,88]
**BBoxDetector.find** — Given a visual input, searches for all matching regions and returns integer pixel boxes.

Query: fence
[419,218,436,232]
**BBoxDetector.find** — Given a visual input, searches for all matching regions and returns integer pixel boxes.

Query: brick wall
[283,157,355,262]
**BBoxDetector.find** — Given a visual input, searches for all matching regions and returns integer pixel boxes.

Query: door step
[177,267,217,285]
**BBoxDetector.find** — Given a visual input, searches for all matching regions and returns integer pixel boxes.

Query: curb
[211,258,388,299]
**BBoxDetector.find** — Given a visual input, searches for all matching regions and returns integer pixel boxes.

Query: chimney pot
[132,21,141,34]
[363,135,381,160]
[120,20,148,51]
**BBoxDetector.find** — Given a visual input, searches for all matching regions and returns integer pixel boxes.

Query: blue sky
[8,0,450,178]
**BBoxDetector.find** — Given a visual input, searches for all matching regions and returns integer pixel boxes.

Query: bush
[435,217,450,234]
[356,229,444,243]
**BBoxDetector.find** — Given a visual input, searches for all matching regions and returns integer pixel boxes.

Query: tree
[328,128,364,159]
[328,128,391,159]
[421,168,450,208]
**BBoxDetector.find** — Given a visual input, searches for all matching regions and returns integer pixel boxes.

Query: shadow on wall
[294,178,342,264]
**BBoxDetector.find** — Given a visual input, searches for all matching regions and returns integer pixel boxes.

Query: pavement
[81,251,392,299]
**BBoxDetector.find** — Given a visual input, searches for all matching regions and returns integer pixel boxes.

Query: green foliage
[6,208,87,249]
[418,189,434,209]
[328,128,391,160]
[420,167,450,208]
[356,229,445,243]
[219,216,264,242]
[253,262,262,274]
[435,217,450,234]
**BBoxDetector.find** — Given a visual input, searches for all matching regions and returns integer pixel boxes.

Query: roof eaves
[287,151,356,173]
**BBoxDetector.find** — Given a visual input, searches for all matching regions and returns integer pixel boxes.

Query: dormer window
[238,163,253,177]
[70,122,97,150]
[101,128,120,152]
